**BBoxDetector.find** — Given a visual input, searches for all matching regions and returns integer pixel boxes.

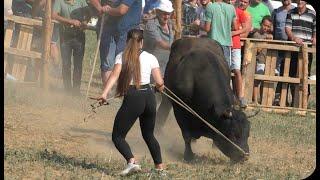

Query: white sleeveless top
[114,51,160,85]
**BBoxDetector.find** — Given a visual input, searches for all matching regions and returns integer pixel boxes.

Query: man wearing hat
[143,0,174,133]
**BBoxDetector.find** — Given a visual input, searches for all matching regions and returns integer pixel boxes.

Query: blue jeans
[99,27,117,72]
[221,45,231,68]
[60,32,85,92]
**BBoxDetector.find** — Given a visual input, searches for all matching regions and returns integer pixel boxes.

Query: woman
[95,29,165,176]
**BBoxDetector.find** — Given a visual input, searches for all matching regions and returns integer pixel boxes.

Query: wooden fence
[4,0,52,89]
[241,38,316,114]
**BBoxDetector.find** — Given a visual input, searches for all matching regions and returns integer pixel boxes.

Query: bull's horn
[222,110,233,118]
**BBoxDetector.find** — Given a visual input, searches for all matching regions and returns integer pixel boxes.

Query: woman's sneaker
[120,163,141,176]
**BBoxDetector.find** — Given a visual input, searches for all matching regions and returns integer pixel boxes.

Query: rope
[152,84,247,156]
[85,14,106,100]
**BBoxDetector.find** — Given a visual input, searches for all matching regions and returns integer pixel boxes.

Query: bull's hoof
[184,152,195,162]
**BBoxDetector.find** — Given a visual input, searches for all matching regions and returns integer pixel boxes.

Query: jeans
[99,27,117,72]
[221,45,231,68]
[60,32,85,92]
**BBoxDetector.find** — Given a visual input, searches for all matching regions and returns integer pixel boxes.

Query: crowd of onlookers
[4,0,316,107]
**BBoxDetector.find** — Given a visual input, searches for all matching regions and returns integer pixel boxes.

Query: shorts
[231,48,241,70]
[256,63,265,74]
[51,24,60,44]
[221,45,231,67]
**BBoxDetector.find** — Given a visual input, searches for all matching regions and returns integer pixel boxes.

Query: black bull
[162,38,250,162]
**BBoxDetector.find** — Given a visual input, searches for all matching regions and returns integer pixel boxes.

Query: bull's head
[214,109,250,163]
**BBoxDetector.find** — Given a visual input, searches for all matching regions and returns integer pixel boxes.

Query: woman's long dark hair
[116,29,143,96]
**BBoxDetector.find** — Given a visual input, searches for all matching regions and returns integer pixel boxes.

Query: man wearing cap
[143,0,174,133]
[90,0,142,88]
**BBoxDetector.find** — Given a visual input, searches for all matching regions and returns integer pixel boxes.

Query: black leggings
[112,85,162,164]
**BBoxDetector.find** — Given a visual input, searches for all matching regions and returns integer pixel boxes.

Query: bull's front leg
[183,133,195,162]
[172,104,195,162]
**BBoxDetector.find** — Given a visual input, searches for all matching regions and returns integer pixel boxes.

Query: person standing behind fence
[90,0,142,89]
[228,0,252,108]
[272,0,294,106]
[202,0,236,67]
[95,29,165,176]
[247,0,270,33]
[251,16,273,104]
[143,0,174,133]
[193,0,212,37]
[53,0,88,96]
[285,0,316,107]
[182,0,201,37]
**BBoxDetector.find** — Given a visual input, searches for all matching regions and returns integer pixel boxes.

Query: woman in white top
[95,29,165,176]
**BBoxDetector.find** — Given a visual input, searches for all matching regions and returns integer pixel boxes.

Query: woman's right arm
[100,64,122,99]
[151,67,164,92]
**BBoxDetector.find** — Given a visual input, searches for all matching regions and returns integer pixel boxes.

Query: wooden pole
[302,43,309,109]
[242,40,256,103]
[173,0,182,40]
[40,0,52,90]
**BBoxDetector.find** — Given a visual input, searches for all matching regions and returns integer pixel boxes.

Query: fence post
[302,43,309,109]
[40,0,52,90]
[242,40,256,103]
[173,0,182,40]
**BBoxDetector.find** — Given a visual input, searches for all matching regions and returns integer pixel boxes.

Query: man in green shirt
[247,0,270,30]
[53,0,88,95]
[203,0,237,67]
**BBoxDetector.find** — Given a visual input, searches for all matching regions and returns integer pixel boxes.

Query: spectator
[195,0,212,37]
[272,0,294,105]
[247,0,271,32]
[261,0,274,14]
[143,0,158,14]
[90,0,142,88]
[143,0,174,133]
[252,15,273,104]
[285,0,316,106]
[228,0,252,108]
[203,0,236,67]
[182,0,201,37]
[95,29,165,176]
[52,0,88,95]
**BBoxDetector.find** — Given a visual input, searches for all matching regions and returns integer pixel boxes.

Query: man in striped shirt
[285,0,316,106]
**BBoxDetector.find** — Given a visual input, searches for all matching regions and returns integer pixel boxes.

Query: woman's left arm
[151,67,164,92]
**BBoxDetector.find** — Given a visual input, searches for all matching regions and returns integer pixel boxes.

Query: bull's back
[165,38,229,88]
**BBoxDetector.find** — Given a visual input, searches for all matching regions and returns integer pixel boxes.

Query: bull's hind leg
[172,104,195,162]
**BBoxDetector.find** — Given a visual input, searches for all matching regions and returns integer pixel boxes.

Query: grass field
[4,30,316,179]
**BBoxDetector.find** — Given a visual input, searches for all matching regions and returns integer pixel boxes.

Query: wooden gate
[241,38,316,115]
[4,14,53,87]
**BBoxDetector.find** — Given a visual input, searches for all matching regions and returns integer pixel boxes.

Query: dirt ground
[4,71,316,179]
